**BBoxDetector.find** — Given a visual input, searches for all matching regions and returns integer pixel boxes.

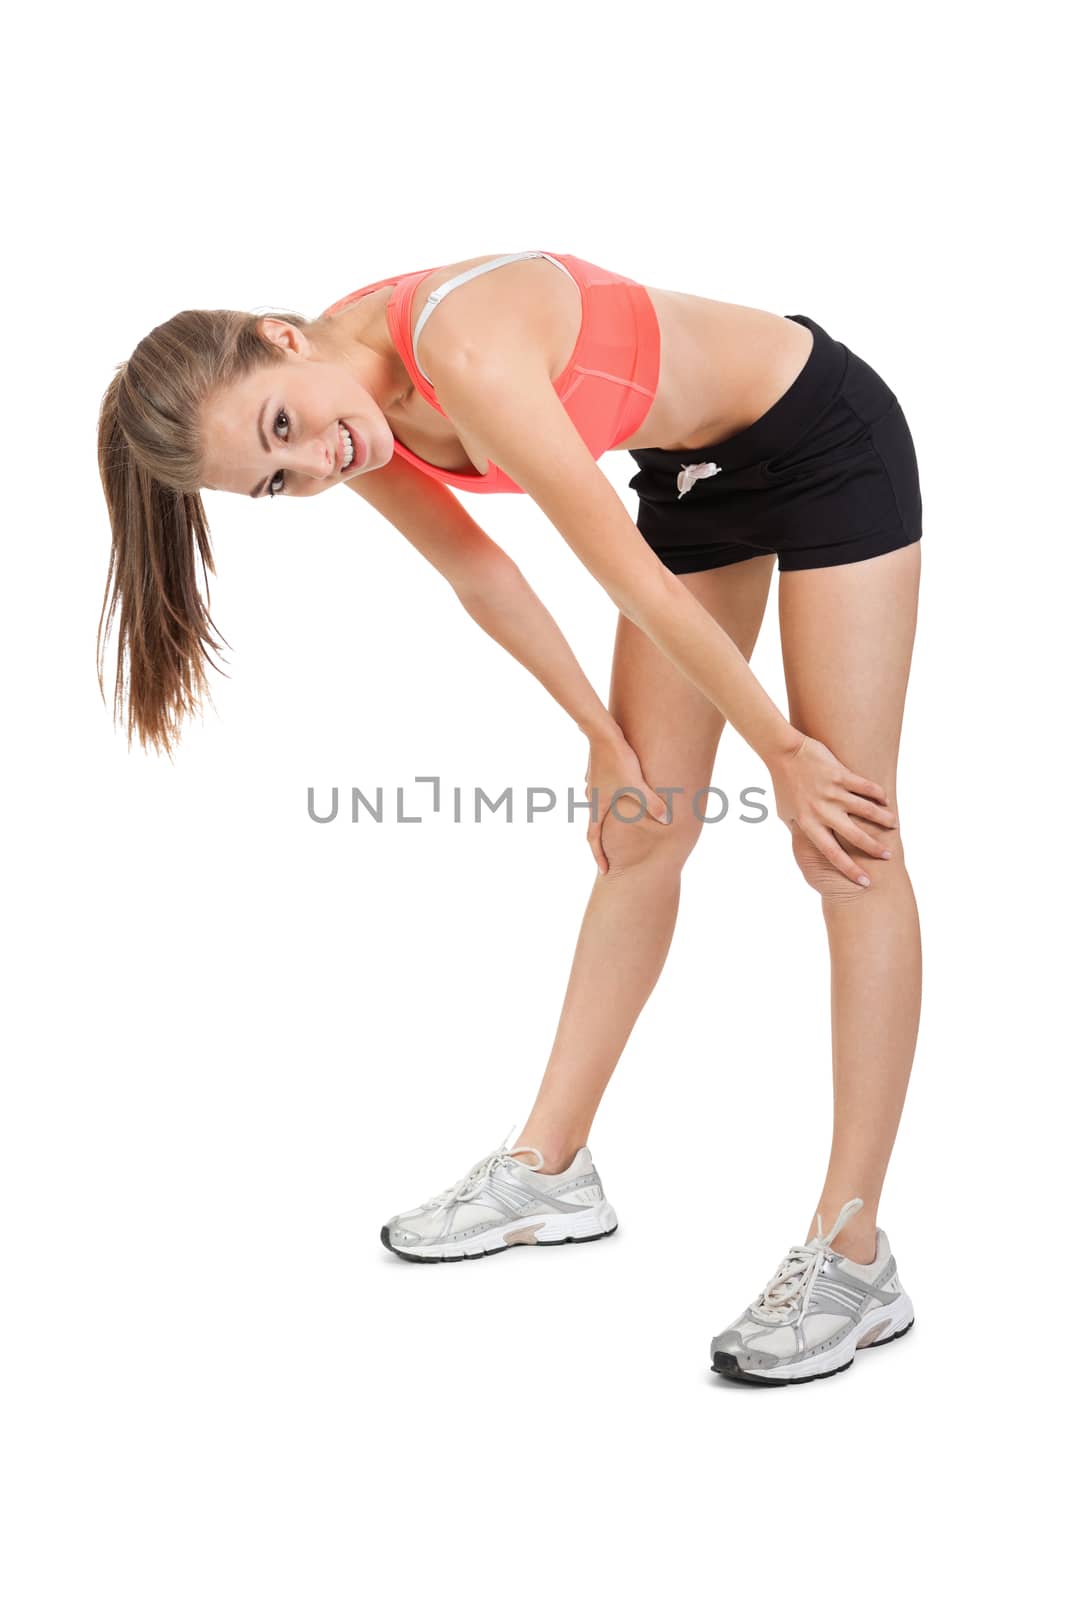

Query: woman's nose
[299,437,335,478]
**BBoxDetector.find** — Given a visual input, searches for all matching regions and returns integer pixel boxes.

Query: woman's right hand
[769,731,898,887]
[584,731,670,875]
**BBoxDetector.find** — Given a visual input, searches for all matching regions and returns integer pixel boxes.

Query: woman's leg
[777,542,922,1262]
[514,556,776,1170]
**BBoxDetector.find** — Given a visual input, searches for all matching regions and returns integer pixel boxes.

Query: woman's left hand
[583,731,670,874]
[769,731,897,886]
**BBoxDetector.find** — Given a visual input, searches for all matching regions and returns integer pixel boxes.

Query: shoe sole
[380,1221,619,1264]
[712,1315,915,1386]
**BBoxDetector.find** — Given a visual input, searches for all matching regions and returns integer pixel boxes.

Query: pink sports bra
[321,249,661,494]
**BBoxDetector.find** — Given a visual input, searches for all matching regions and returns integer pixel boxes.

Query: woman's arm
[346,452,670,862]
[346,451,621,743]
[430,354,794,760]
[429,349,897,882]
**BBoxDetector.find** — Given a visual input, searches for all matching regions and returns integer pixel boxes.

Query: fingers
[841,768,894,813]
[844,795,899,831]
[795,739,897,825]
[835,817,893,860]
[587,824,610,875]
[808,823,872,888]
[644,785,671,824]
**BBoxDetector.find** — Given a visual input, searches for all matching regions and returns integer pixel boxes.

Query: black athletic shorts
[627,314,923,574]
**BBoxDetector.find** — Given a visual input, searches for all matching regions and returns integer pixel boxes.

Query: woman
[97,248,922,1385]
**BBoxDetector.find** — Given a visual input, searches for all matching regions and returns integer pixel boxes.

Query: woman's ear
[257,316,311,357]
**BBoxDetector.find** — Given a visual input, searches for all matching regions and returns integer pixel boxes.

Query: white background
[3,2,1062,1594]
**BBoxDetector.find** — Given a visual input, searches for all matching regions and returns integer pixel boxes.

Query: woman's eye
[267,407,290,497]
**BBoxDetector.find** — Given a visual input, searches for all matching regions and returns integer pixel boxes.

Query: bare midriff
[620,285,816,454]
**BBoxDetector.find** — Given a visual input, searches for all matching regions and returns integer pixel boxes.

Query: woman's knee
[790,823,907,902]
[599,796,704,874]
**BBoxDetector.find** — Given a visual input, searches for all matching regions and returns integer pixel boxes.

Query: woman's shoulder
[409,251,583,385]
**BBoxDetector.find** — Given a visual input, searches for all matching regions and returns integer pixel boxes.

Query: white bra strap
[410,251,575,383]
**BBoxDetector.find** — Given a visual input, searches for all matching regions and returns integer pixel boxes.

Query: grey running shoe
[711,1198,915,1385]
[380,1133,618,1262]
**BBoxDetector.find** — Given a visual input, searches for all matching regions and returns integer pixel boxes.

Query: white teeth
[339,421,355,469]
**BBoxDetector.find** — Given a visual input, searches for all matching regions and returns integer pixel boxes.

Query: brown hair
[96,307,310,757]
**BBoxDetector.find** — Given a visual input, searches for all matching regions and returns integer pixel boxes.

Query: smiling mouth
[338,420,363,473]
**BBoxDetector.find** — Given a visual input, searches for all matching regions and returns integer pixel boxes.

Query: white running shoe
[380,1134,618,1263]
[710,1198,915,1385]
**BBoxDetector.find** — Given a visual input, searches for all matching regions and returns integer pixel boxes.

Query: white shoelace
[424,1128,545,1216]
[751,1197,866,1322]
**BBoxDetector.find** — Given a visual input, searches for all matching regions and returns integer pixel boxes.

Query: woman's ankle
[511,1124,587,1174]
[808,1210,877,1265]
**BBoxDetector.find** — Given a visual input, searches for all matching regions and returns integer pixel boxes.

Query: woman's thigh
[602,554,775,864]
[778,543,921,876]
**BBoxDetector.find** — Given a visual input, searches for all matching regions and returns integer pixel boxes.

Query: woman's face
[200,317,397,498]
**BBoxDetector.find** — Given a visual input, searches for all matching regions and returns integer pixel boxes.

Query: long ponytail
[96,307,308,756]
